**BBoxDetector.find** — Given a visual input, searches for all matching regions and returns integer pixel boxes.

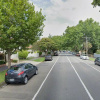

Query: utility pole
[83,36,91,55]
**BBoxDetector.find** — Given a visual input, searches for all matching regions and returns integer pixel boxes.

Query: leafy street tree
[83,42,92,54]
[92,0,100,7]
[49,35,64,50]
[63,26,83,52]
[63,18,100,53]
[0,0,45,67]
[36,38,57,54]
[78,18,100,53]
[32,42,40,51]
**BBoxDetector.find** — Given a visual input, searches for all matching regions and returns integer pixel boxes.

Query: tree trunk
[7,49,11,68]
[45,49,48,55]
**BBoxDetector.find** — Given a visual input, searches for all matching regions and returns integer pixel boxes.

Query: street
[0,53,100,100]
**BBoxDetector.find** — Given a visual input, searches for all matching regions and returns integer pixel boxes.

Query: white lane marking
[67,57,94,100]
[77,58,100,73]
[32,56,60,100]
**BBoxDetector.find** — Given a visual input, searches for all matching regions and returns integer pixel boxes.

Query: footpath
[0,60,41,72]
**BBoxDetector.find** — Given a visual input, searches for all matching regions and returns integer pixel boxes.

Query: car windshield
[83,55,88,56]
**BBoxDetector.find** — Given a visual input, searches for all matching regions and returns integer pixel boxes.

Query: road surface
[0,53,100,100]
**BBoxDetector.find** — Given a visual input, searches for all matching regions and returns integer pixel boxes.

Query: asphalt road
[1,53,100,100]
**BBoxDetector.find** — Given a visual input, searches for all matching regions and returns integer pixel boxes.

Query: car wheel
[35,70,38,75]
[23,76,28,84]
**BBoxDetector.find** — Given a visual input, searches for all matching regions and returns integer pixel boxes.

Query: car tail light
[18,71,24,75]
[5,72,7,76]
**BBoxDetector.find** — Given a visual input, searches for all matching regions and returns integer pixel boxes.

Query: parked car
[72,52,76,55]
[75,53,80,56]
[45,55,53,61]
[54,51,58,56]
[80,55,83,59]
[94,57,100,65]
[5,63,38,84]
[80,54,89,60]
[80,54,85,59]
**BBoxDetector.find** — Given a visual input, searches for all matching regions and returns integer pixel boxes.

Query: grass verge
[89,57,95,61]
[0,70,6,84]
[34,57,45,62]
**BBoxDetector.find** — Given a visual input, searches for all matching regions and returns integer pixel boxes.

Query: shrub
[0,60,6,65]
[39,51,42,56]
[18,50,28,59]
[11,60,18,63]
[47,51,51,54]
[96,50,100,54]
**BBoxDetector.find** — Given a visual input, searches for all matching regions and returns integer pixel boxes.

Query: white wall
[6,52,19,63]
[94,53,100,58]
[27,52,39,58]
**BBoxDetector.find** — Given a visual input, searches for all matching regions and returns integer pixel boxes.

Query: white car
[80,55,83,59]
[81,55,89,60]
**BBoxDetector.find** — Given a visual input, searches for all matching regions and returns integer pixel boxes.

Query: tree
[92,0,100,7]
[49,35,63,50]
[37,38,57,54]
[63,18,100,53]
[0,0,45,67]
[83,42,92,54]
[78,18,100,53]
[63,25,83,51]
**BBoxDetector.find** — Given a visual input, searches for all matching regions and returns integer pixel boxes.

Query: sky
[29,0,100,37]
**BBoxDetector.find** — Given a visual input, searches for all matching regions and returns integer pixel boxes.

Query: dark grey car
[45,55,53,61]
[94,57,100,66]
[5,63,38,84]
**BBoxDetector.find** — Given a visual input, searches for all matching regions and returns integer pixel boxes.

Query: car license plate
[9,79,14,82]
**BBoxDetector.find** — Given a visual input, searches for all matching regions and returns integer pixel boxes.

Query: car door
[32,65,37,75]
[98,58,100,65]
[28,64,35,76]
[25,64,32,78]
[95,58,99,65]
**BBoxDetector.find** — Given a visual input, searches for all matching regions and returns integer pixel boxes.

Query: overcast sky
[29,0,100,37]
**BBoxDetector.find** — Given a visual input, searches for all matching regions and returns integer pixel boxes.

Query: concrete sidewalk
[0,60,41,72]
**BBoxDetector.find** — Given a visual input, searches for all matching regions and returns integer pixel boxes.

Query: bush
[11,60,18,63]
[0,60,6,65]
[18,50,28,59]
[96,50,100,54]
[39,51,42,56]
[47,51,51,54]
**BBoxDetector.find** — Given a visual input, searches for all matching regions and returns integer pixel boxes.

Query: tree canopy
[0,0,45,67]
[63,18,100,53]
[92,0,100,7]
[49,35,63,50]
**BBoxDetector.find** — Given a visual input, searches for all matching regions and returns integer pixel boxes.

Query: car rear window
[10,66,20,70]
[10,64,24,71]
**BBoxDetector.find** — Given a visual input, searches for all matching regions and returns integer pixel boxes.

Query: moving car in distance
[45,54,53,61]
[5,63,38,84]
[94,57,100,66]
